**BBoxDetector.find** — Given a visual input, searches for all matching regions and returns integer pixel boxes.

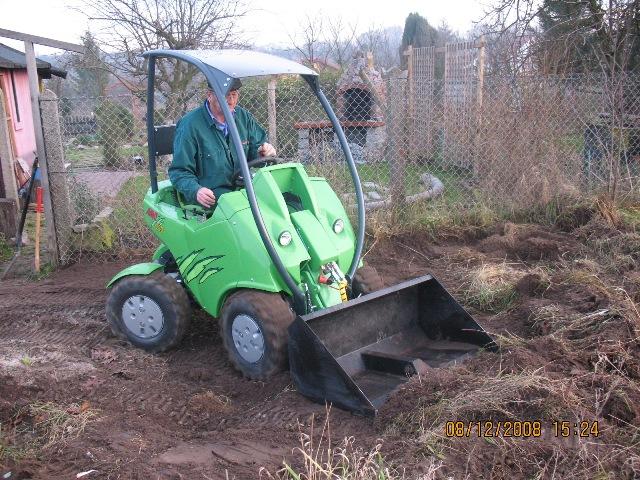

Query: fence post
[24,41,59,266]
[388,73,407,214]
[0,90,18,201]
[0,89,18,239]
[476,36,486,114]
[474,35,486,177]
[40,89,73,265]
[267,76,277,148]
[404,46,416,161]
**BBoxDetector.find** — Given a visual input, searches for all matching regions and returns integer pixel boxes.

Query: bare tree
[325,18,358,68]
[287,13,332,65]
[482,0,639,75]
[481,0,640,199]
[81,0,248,120]
[356,25,403,70]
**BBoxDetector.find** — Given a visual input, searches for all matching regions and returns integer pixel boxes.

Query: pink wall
[0,69,36,168]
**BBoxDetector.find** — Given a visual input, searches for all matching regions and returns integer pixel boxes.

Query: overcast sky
[1,0,489,54]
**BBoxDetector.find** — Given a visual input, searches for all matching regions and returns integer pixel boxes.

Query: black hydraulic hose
[146,56,158,194]
[209,78,307,314]
[314,87,365,280]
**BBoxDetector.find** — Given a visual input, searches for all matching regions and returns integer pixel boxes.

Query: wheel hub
[122,295,164,339]
[231,314,264,364]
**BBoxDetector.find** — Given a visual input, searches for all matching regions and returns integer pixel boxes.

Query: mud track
[1,258,381,479]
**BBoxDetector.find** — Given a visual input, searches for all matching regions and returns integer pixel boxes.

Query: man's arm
[168,121,202,204]
[243,110,269,161]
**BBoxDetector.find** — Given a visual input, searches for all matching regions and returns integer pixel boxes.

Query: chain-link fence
[49,70,640,263]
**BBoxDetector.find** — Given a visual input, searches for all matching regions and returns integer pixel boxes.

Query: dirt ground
[1,214,640,479]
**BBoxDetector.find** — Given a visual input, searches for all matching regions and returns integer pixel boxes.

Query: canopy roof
[143,49,317,79]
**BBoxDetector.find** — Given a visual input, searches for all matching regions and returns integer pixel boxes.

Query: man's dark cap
[208,78,242,91]
[229,78,242,91]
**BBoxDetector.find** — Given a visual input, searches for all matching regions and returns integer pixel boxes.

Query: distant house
[0,43,67,172]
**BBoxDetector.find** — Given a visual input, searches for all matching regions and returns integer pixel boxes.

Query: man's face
[207,88,240,118]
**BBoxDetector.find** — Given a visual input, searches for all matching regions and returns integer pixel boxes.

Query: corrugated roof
[0,43,67,78]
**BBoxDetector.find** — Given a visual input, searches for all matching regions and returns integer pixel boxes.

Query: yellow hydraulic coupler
[339,280,348,302]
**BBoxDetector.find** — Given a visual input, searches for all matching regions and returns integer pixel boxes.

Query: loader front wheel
[106,272,191,352]
[220,290,295,380]
[351,265,384,297]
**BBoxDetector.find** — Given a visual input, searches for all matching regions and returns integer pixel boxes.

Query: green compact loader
[106,50,496,415]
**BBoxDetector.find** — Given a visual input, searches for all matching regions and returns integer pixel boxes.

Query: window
[10,71,21,125]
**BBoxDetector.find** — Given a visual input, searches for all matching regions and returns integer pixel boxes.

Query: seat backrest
[153,124,176,156]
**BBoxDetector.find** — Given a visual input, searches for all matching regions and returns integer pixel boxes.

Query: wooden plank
[0,89,18,202]
[0,28,84,53]
[0,78,19,159]
[267,77,277,148]
[24,40,58,265]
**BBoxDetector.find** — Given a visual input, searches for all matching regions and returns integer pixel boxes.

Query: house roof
[0,43,67,79]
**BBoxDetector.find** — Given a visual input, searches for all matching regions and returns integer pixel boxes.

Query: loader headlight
[333,219,345,234]
[278,231,292,246]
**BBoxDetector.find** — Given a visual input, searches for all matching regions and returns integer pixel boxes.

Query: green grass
[0,233,13,262]
[619,205,640,231]
[306,160,470,203]
[65,145,146,167]
[20,355,33,367]
[109,173,167,247]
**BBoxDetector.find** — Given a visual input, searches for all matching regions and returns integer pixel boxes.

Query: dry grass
[0,423,31,465]
[26,401,98,449]
[383,366,636,478]
[595,195,622,228]
[405,371,583,434]
[375,211,640,478]
[461,262,524,313]
[1,401,99,465]
[259,407,431,480]
[476,81,582,211]
[188,390,232,413]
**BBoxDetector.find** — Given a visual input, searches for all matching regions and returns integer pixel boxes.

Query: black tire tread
[220,289,295,381]
[106,272,191,352]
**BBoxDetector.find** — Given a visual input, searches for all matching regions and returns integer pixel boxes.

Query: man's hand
[258,143,277,157]
[196,187,216,208]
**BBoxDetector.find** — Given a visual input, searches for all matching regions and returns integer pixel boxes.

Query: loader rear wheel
[220,290,295,380]
[351,265,384,297]
[106,272,191,352]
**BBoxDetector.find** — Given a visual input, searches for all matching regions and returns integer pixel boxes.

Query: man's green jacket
[169,103,267,203]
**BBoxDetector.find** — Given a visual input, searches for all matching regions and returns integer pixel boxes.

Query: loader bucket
[288,274,497,416]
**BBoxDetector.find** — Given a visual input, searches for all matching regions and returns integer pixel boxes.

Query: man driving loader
[169,79,276,208]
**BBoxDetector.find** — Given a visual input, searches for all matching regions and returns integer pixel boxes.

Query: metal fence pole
[39,89,73,265]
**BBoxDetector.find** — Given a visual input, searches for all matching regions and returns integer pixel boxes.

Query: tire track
[0,321,109,350]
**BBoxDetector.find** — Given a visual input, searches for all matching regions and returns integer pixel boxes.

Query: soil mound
[479,223,577,260]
